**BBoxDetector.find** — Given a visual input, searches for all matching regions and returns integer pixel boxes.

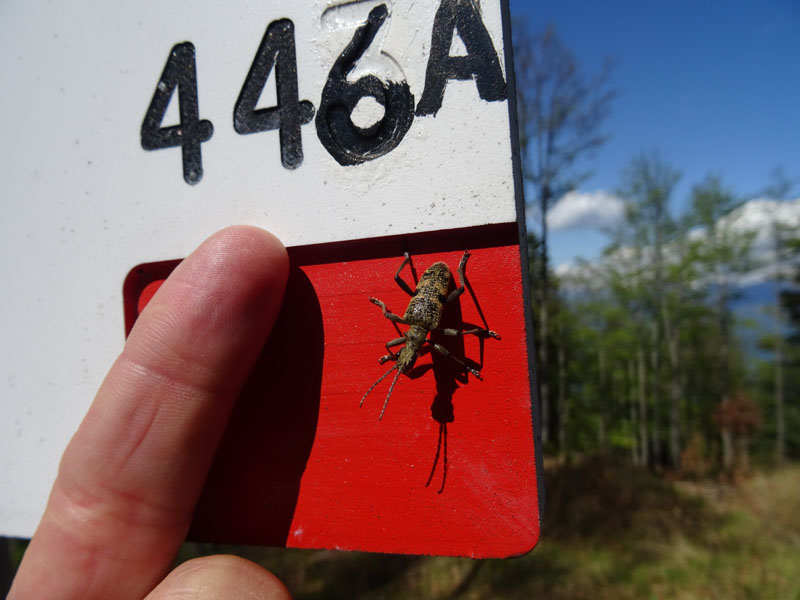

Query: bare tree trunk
[637,347,648,467]
[737,433,751,477]
[513,23,614,448]
[662,304,682,467]
[667,377,680,467]
[721,427,734,477]
[557,325,567,461]
[651,185,667,468]
[538,186,551,447]
[717,262,732,402]
[593,345,607,451]
[598,415,607,451]
[598,345,605,395]
[539,311,549,446]
[775,332,785,466]
[628,360,639,465]
[773,224,786,466]
[650,321,662,466]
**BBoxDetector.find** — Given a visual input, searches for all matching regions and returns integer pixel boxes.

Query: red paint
[123,231,541,558]
[123,259,181,335]
[137,280,164,314]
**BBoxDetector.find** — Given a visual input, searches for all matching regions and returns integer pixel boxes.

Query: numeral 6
[315,4,415,166]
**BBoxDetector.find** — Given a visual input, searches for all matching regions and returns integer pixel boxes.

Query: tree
[540,155,782,472]
[759,166,797,465]
[687,176,755,469]
[712,392,760,479]
[607,152,682,466]
[776,234,800,463]
[688,176,753,386]
[513,21,614,446]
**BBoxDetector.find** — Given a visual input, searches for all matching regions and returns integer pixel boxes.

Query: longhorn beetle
[361,250,500,419]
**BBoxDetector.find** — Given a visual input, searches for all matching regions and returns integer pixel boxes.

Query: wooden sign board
[0,0,542,557]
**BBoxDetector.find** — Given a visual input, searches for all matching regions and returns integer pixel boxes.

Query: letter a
[416,0,507,117]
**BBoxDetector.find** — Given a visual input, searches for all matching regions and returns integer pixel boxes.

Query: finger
[144,556,291,600]
[10,226,289,600]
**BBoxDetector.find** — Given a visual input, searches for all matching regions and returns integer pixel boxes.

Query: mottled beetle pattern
[361,250,500,419]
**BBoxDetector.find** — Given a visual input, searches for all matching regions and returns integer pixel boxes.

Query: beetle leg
[430,342,482,379]
[445,249,470,303]
[369,297,408,324]
[394,251,416,296]
[378,337,406,364]
[385,337,406,350]
[441,327,501,340]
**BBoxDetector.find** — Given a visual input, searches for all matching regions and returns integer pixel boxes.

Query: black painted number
[234,19,315,170]
[141,1,508,184]
[315,4,414,166]
[141,42,214,185]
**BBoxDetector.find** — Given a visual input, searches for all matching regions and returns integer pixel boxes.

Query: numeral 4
[234,20,315,170]
[141,42,214,185]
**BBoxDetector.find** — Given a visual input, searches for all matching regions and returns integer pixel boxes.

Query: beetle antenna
[379,369,402,420]
[361,364,398,408]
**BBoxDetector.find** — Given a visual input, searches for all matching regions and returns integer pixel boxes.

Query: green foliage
[536,153,799,471]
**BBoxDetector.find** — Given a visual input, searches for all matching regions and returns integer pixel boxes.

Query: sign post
[0,0,542,558]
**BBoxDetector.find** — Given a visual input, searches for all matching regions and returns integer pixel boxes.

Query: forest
[514,22,799,479]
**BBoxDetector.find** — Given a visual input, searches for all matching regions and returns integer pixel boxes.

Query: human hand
[9,226,292,599]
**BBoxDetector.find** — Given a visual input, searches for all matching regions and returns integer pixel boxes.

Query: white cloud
[721,197,800,284]
[720,197,800,251]
[558,196,800,288]
[546,190,625,231]
[554,261,585,278]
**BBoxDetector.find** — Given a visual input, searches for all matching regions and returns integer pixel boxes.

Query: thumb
[145,555,291,600]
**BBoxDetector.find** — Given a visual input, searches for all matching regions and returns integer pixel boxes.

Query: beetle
[361,250,500,419]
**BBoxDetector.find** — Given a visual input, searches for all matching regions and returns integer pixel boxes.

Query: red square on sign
[123,225,542,558]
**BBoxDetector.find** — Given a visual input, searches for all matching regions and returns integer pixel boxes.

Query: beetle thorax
[397,325,427,373]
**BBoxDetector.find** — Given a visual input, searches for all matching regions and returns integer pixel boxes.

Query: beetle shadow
[461,253,498,368]
[371,251,462,493]
[189,265,323,545]
[423,276,471,494]
[424,262,500,493]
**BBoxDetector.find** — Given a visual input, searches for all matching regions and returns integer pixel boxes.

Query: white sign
[0,0,519,537]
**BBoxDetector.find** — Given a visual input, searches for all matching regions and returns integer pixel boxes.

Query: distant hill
[732,280,781,309]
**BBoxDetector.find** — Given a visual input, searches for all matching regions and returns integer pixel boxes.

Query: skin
[9,226,292,600]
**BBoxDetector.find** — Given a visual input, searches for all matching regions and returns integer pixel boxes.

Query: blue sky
[508,0,800,268]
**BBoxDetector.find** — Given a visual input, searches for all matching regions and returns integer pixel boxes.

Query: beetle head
[398,325,427,372]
